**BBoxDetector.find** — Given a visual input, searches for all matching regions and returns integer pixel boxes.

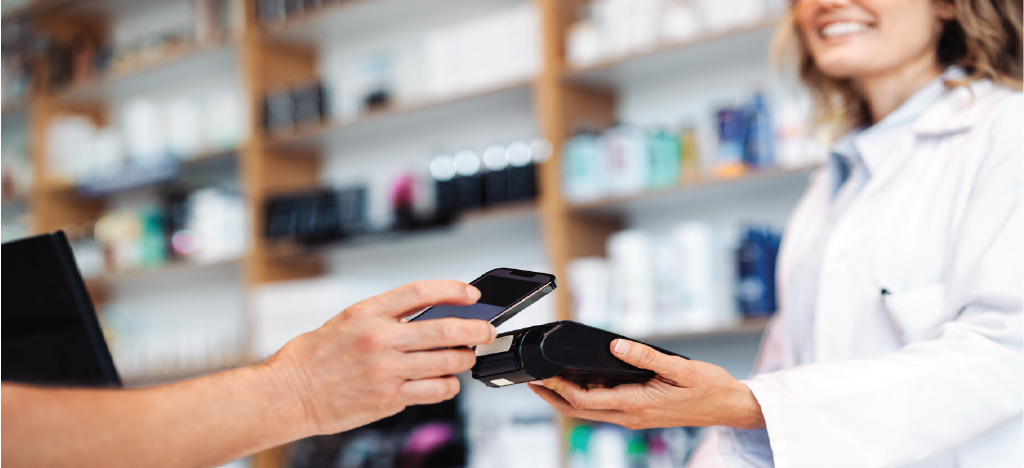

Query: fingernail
[528,380,544,386]
[613,339,631,355]
[466,285,481,301]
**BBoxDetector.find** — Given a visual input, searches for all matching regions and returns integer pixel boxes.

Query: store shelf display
[44,0,243,101]
[565,0,786,73]
[44,93,245,191]
[562,89,825,207]
[103,296,246,385]
[265,137,549,254]
[567,222,782,339]
[67,187,247,282]
[265,3,541,152]
[267,80,533,152]
[566,423,704,468]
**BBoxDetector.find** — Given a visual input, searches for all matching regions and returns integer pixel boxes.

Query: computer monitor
[2,231,121,387]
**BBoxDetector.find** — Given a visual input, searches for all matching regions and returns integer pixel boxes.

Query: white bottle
[604,124,649,197]
[666,222,719,332]
[608,229,655,336]
[568,257,612,329]
[567,6,604,67]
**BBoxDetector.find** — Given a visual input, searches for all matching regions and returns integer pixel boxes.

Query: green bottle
[139,205,166,269]
[647,128,682,189]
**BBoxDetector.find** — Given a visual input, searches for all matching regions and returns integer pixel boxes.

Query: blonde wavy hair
[774,0,1023,133]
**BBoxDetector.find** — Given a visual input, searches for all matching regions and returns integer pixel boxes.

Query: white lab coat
[695,79,1023,467]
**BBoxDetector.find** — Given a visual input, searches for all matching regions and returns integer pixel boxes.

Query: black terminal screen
[411,275,544,322]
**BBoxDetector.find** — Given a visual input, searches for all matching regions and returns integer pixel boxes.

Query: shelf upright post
[27,12,111,303]
[239,1,324,289]
[240,1,325,466]
[532,1,625,465]
[533,0,622,323]
[28,12,110,236]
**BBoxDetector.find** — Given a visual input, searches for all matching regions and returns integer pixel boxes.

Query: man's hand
[262,280,496,436]
[1,279,495,468]
[529,339,765,430]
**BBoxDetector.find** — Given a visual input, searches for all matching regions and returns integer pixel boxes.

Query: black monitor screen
[1,232,121,387]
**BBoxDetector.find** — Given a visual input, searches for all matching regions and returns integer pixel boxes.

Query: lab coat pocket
[882,283,948,343]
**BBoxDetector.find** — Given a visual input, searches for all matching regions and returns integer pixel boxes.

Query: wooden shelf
[568,164,820,217]
[260,0,517,45]
[265,200,539,260]
[85,257,242,287]
[638,316,772,343]
[266,79,534,152]
[563,18,781,89]
[50,39,239,103]
[48,148,239,198]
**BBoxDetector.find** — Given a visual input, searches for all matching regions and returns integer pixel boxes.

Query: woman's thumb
[610,339,675,374]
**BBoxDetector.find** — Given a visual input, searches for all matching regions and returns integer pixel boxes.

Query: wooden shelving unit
[265,80,534,152]
[562,18,781,88]
[568,164,819,216]
[8,1,798,466]
[85,257,242,286]
[50,39,240,104]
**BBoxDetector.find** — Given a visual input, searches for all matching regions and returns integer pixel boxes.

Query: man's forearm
[1,363,306,468]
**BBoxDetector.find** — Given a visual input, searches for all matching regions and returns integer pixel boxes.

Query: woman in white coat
[529,0,1023,466]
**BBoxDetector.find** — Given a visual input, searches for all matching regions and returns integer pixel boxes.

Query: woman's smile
[818,20,875,41]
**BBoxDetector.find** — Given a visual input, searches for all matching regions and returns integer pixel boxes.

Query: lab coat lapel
[811,83,986,361]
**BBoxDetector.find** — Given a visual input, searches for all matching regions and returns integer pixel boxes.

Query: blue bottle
[744,92,775,169]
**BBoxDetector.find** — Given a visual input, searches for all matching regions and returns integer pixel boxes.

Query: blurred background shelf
[260,0,523,45]
[86,257,243,286]
[563,18,780,89]
[265,200,539,260]
[51,40,240,104]
[569,164,819,217]
[265,80,534,152]
[43,149,238,198]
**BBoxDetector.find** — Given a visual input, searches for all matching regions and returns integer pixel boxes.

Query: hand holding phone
[409,268,556,327]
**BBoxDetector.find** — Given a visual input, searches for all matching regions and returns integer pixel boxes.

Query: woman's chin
[813,59,879,81]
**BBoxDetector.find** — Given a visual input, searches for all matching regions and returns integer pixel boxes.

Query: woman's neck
[857,54,943,124]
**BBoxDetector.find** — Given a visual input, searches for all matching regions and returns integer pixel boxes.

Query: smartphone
[409,268,557,327]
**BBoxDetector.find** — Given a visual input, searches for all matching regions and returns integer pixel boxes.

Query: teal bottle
[647,128,681,189]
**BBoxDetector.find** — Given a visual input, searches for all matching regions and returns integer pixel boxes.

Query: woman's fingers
[528,383,627,425]
[533,376,638,411]
[610,339,689,383]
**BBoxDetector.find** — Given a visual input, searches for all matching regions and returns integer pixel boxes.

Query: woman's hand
[529,339,766,430]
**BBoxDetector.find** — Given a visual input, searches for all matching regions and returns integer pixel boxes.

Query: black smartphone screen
[411,274,548,322]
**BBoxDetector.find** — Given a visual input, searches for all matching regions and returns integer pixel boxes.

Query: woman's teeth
[820,22,871,39]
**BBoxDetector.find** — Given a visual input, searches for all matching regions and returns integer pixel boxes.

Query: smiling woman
[780,0,1022,131]
[529,0,1023,467]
